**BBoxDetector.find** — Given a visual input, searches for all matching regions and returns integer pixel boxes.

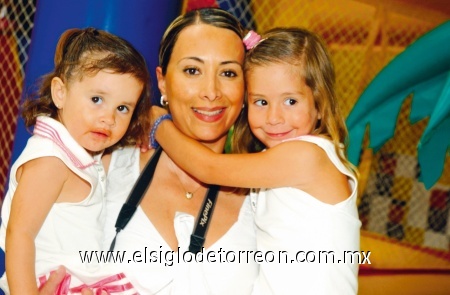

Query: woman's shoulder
[138,148,157,170]
[104,146,141,175]
[105,146,160,179]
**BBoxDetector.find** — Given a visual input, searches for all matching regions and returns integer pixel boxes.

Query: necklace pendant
[186,192,193,199]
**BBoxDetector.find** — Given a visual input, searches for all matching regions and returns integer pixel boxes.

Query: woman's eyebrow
[180,57,242,66]
[181,56,203,63]
[221,60,242,67]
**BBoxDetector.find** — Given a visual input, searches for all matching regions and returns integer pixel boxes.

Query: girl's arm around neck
[155,119,327,190]
[6,157,69,295]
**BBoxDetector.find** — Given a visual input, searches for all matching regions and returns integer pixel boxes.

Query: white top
[0,116,108,291]
[251,135,361,295]
[104,147,259,294]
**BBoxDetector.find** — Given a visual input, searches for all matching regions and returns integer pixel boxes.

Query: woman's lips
[192,107,226,122]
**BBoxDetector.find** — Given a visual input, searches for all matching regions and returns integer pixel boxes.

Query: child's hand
[150,106,169,126]
[37,266,103,295]
[136,137,151,153]
[38,266,66,295]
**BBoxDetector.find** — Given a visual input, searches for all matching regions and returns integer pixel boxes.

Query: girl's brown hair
[22,27,151,148]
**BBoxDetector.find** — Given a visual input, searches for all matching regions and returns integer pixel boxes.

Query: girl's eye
[284,98,297,106]
[222,70,237,78]
[117,105,130,114]
[254,99,268,106]
[184,67,200,75]
[91,96,103,104]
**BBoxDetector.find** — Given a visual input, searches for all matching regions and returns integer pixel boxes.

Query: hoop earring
[160,95,168,106]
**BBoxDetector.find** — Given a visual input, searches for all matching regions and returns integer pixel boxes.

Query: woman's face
[157,24,245,151]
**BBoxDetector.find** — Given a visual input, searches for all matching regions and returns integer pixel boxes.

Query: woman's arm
[6,157,68,295]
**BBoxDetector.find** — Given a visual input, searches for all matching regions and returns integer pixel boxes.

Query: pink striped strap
[34,119,96,169]
[38,272,138,295]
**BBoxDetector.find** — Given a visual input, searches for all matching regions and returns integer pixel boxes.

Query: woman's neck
[198,136,227,154]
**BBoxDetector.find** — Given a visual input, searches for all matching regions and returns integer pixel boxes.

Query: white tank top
[252,135,361,295]
[104,147,259,294]
[0,116,107,291]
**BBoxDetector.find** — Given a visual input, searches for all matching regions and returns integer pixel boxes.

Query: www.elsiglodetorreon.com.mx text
[79,247,371,266]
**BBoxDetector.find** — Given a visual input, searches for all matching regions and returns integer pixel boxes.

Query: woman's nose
[200,75,221,101]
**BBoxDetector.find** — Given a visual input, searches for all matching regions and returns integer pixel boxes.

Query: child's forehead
[246,63,310,95]
[247,61,305,78]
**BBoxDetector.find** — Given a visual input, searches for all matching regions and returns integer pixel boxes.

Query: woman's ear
[51,77,66,109]
[156,66,166,96]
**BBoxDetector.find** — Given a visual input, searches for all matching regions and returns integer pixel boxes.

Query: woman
[101,7,258,295]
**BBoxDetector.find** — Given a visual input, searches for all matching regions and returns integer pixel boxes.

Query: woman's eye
[222,70,237,78]
[284,98,297,106]
[91,96,103,104]
[184,67,200,75]
[117,105,129,114]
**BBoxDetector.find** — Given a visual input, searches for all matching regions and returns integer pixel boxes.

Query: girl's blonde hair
[232,27,358,177]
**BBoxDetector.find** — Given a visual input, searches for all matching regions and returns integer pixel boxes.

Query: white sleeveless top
[0,116,107,292]
[251,135,361,295]
[104,147,259,294]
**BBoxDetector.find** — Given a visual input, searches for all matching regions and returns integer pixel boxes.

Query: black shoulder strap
[189,184,220,254]
[108,146,221,254]
[109,147,163,251]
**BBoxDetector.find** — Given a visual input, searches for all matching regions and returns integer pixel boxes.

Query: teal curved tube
[346,20,450,189]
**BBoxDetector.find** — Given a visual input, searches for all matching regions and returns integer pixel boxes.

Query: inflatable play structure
[348,20,450,295]
[347,21,450,190]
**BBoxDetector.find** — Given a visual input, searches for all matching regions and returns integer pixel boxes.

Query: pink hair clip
[243,30,264,50]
